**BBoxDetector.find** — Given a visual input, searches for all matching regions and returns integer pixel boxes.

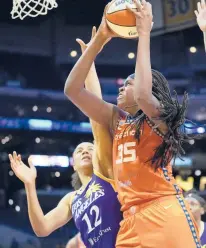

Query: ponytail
[71,171,82,190]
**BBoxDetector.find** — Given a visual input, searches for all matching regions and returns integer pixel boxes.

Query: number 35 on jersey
[163,0,197,30]
[116,142,136,165]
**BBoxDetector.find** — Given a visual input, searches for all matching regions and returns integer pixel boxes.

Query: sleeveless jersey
[113,112,181,212]
[201,222,206,247]
[71,171,122,248]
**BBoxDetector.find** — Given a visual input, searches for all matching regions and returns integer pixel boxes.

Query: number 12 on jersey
[116,142,136,165]
[82,205,102,234]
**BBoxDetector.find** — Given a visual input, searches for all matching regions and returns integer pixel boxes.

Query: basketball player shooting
[64,0,202,247]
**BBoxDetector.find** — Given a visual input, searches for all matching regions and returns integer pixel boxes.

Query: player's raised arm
[9,152,73,237]
[64,7,117,129]
[127,0,161,119]
[195,0,206,52]
[76,26,104,100]
[76,27,113,178]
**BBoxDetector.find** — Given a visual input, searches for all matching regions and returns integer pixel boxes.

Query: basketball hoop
[11,0,58,20]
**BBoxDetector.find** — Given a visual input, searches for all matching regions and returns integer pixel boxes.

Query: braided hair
[126,69,200,170]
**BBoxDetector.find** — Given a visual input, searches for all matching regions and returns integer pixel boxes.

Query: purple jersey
[71,171,122,247]
[201,222,206,247]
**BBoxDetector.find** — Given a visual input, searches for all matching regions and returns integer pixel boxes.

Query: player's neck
[195,217,202,230]
[200,220,205,237]
[79,169,93,187]
[125,105,139,116]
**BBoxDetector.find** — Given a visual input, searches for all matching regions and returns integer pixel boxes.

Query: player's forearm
[86,67,113,178]
[94,134,113,178]
[25,182,48,237]
[85,63,102,98]
[134,34,153,102]
[64,35,106,98]
[85,64,105,154]
[203,31,206,52]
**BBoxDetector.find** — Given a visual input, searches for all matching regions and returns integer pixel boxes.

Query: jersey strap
[94,170,116,191]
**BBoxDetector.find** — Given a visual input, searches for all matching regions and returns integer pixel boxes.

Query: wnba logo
[115,0,134,7]
[128,31,137,36]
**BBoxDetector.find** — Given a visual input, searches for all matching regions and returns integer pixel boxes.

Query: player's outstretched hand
[76,26,111,54]
[96,3,119,40]
[195,0,206,32]
[127,0,153,36]
[9,151,37,185]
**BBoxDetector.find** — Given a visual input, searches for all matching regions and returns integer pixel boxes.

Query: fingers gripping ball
[106,0,139,39]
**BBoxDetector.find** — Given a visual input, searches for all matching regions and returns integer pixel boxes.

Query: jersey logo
[119,120,125,126]
[126,115,135,123]
[163,204,172,210]
[85,182,102,199]
[117,119,130,130]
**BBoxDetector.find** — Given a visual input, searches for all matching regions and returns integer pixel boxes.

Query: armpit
[109,105,126,136]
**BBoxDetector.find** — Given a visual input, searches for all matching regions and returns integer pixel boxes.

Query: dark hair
[127,69,200,169]
[185,189,206,210]
[71,171,82,190]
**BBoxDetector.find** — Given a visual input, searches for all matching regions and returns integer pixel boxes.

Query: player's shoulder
[60,191,77,207]
[111,106,128,133]
[113,105,127,119]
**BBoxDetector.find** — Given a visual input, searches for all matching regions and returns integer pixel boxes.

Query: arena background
[0,0,206,247]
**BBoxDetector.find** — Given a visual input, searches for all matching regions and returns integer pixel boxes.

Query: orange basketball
[106,0,138,39]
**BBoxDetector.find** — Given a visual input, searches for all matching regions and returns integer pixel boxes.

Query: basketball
[106,0,139,39]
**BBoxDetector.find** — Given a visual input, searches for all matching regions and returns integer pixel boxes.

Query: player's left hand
[96,3,119,40]
[76,26,111,54]
[126,0,153,36]
[195,0,206,32]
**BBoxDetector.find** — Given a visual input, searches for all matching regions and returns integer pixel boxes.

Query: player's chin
[117,99,126,110]
[80,160,93,168]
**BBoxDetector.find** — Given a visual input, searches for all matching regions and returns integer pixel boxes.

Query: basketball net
[11,0,58,20]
